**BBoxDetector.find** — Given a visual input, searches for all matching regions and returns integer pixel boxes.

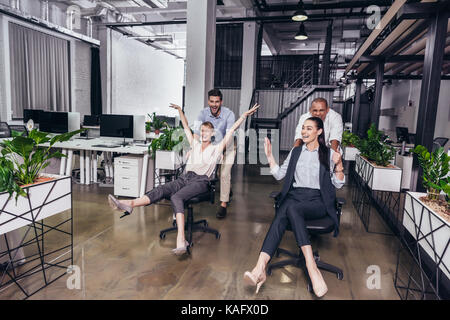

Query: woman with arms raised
[244,117,345,297]
[108,103,260,255]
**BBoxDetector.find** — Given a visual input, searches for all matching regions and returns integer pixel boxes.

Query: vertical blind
[9,22,70,118]
[214,23,243,88]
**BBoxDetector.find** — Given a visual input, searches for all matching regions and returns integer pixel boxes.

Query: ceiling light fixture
[292,0,308,22]
[294,22,308,40]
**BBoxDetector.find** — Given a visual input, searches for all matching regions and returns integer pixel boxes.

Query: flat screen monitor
[84,115,99,126]
[396,127,410,144]
[155,115,177,128]
[100,115,134,139]
[39,111,69,134]
[23,109,43,123]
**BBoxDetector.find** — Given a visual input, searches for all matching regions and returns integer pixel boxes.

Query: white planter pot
[0,174,71,235]
[402,192,450,280]
[343,146,360,161]
[155,150,182,170]
[355,154,402,192]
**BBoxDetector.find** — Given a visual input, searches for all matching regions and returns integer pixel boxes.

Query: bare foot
[307,266,328,297]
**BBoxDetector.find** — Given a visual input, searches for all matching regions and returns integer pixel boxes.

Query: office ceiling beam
[397,1,450,20]
[360,54,450,62]
[252,0,391,11]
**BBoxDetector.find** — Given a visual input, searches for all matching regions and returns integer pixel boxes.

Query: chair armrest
[270,191,281,199]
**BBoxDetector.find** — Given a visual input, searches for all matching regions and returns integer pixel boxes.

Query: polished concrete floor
[0,164,401,300]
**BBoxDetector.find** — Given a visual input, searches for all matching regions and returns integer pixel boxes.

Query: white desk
[42,138,151,197]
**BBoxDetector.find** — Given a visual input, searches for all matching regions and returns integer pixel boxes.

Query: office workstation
[0,0,449,307]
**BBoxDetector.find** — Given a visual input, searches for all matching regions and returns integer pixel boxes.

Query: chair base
[267,247,343,293]
[159,207,221,254]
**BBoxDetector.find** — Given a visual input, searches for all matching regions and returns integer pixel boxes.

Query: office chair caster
[159,232,166,239]
[337,272,344,280]
[307,283,313,293]
[216,233,221,239]
[172,220,177,227]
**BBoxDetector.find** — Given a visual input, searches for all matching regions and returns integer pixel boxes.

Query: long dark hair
[305,116,330,172]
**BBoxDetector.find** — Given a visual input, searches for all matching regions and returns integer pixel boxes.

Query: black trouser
[144,171,209,214]
[261,187,327,258]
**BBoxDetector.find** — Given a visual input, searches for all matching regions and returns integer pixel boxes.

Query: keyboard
[91,144,120,148]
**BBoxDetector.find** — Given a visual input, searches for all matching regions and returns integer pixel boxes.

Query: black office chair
[159,170,221,254]
[433,137,449,152]
[8,125,28,137]
[0,122,11,138]
[266,191,345,293]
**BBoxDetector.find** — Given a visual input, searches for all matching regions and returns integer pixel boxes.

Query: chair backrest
[8,125,28,137]
[0,122,11,138]
[433,137,449,151]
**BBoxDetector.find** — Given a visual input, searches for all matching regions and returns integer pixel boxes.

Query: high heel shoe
[172,240,190,256]
[108,194,133,215]
[243,271,266,294]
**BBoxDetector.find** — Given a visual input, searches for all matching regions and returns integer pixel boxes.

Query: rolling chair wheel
[204,221,208,227]
[216,233,221,239]
[267,268,272,276]
[172,220,177,227]
[337,272,344,280]
[307,283,313,293]
[160,233,166,239]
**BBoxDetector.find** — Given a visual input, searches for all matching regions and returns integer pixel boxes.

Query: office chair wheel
[204,221,208,227]
[216,233,221,239]
[337,272,344,280]
[267,268,272,276]
[159,233,166,239]
[307,283,313,293]
[172,220,177,227]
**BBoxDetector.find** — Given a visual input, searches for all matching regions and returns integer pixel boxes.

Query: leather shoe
[216,206,227,219]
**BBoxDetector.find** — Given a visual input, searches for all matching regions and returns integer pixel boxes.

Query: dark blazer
[277,146,339,236]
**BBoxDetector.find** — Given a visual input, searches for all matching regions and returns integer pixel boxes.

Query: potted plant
[355,124,402,192]
[402,145,449,282]
[0,128,83,234]
[150,126,187,170]
[342,130,360,161]
[147,112,168,135]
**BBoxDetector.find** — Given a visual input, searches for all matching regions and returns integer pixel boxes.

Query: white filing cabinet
[114,155,143,197]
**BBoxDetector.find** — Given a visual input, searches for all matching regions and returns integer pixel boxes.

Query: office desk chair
[267,191,345,293]
[0,122,11,138]
[159,167,221,254]
[8,125,28,137]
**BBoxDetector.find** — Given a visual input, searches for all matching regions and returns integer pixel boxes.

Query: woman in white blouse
[108,103,260,255]
[244,117,345,297]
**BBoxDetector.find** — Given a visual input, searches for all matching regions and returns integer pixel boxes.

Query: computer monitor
[83,115,100,126]
[396,127,410,144]
[23,109,43,123]
[100,114,134,139]
[39,111,69,134]
[155,115,178,128]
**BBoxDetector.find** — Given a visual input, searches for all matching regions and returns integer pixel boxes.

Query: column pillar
[239,22,259,115]
[184,0,216,124]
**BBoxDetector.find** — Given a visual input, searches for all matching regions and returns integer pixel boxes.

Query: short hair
[201,121,214,130]
[311,97,329,108]
[208,88,223,100]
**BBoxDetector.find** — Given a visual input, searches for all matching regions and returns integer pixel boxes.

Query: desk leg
[65,150,73,177]
[92,153,98,183]
[80,150,85,184]
[60,149,67,176]
[140,154,149,197]
[85,150,91,184]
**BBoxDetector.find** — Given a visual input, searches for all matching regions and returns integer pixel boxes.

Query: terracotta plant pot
[154,130,160,135]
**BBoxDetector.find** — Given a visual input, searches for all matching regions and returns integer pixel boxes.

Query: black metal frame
[350,156,403,236]
[394,193,450,300]
[0,177,73,299]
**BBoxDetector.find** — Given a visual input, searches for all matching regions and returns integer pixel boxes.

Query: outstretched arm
[217,103,260,152]
[169,103,193,146]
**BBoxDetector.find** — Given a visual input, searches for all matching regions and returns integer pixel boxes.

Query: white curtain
[9,23,70,118]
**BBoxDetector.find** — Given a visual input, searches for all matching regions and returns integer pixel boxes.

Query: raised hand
[332,150,342,165]
[264,137,272,159]
[169,103,182,111]
[242,103,260,118]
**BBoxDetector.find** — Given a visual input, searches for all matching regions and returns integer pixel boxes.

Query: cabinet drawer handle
[122,177,129,180]
[122,187,130,190]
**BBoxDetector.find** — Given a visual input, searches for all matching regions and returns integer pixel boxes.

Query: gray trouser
[144,171,209,214]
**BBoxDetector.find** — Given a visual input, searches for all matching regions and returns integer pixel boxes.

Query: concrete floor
[0,165,401,300]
